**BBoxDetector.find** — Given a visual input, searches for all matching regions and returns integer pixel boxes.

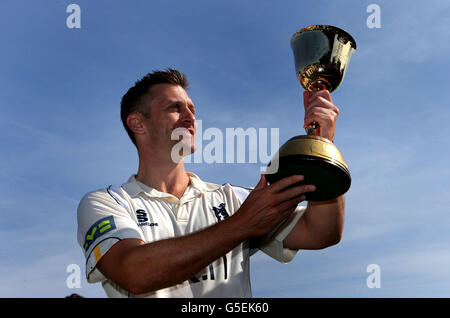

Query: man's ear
[126,113,146,136]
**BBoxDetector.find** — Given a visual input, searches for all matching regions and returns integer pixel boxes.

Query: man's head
[121,69,190,147]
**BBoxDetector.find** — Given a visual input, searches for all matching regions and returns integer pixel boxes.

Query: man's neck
[135,150,190,199]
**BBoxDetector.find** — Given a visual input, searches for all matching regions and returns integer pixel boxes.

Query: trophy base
[265,135,351,201]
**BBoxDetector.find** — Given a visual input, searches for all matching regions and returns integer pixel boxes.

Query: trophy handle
[305,80,328,136]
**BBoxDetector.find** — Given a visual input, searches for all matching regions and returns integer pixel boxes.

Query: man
[77,69,344,297]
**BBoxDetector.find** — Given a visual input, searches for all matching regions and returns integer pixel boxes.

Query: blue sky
[1,0,450,297]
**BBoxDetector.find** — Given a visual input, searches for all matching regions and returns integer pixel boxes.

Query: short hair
[120,68,189,146]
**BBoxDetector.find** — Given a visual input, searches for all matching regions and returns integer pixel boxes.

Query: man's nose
[181,106,195,123]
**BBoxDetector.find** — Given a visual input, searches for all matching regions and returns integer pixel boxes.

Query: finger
[308,97,338,114]
[305,105,338,117]
[304,109,332,128]
[277,184,316,202]
[303,91,310,111]
[254,173,268,190]
[304,106,339,132]
[308,90,332,104]
[269,175,304,193]
[277,195,306,212]
[275,196,306,220]
[306,93,337,124]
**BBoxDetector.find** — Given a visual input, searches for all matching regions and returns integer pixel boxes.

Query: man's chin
[183,144,197,157]
[170,141,196,163]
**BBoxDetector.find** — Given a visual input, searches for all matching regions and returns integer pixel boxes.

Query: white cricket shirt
[77,173,306,297]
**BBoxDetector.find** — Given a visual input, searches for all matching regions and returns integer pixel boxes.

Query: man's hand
[234,174,316,237]
[303,90,340,141]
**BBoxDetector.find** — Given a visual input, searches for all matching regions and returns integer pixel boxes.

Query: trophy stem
[308,80,329,92]
[305,80,329,136]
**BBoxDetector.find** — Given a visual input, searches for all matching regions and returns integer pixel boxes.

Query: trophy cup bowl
[265,25,356,201]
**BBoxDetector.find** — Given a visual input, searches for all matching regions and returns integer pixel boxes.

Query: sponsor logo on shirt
[212,203,229,221]
[83,216,116,251]
[136,209,158,227]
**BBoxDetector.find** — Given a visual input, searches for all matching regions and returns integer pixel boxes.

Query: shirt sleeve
[259,206,306,263]
[76,188,143,283]
[229,184,305,263]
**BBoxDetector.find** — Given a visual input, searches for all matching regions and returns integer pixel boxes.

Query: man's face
[141,84,197,158]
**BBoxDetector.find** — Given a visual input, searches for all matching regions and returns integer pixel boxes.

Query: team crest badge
[212,203,229,221]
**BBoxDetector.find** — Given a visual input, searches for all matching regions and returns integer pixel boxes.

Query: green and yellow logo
[83,216,116,251]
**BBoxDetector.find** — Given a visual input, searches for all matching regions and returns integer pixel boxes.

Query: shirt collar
[121,172,220,200]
